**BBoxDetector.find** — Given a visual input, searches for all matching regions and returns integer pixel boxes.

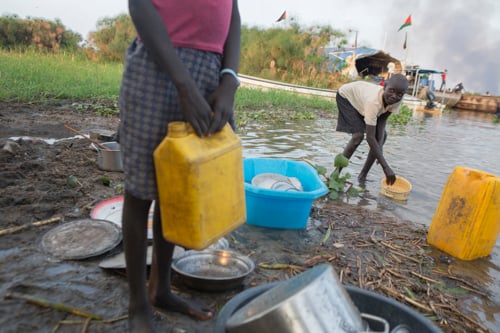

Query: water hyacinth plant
[313,154,363,200]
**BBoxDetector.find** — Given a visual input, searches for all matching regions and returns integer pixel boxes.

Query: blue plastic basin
[243,158,328,229]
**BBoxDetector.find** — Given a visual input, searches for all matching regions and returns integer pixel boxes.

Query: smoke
[382,0,500,94]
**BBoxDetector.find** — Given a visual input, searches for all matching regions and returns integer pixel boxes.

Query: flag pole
[403,31,408,70]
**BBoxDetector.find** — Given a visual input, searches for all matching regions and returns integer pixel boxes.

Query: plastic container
[380,176,412,201]
[153,122,246,250]
[427,166,500,260]
[243,158,328,229]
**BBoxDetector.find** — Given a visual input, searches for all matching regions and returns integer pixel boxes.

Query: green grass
[0,50,335,116]
[0,50,122,101]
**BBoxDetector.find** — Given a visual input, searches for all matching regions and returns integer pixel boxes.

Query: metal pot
[97,142,123,172]
[225,264,365,333]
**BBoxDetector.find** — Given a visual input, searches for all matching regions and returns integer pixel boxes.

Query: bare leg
[338,132,364,173]
[342,132,364,160]
[358,149,377,183]
[148,201,213,321]
[358,131,386,183]
[122,191,155,333]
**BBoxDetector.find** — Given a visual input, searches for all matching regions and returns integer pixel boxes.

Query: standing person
[439,69,447,91]
[335,74,409,185]
[118,0,241,332]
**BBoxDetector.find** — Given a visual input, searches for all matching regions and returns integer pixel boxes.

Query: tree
[240,22,345,89]
[0,15,82,51]
[87,14,135,62]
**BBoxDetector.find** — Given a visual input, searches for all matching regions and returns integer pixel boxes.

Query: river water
[239,109,500,330]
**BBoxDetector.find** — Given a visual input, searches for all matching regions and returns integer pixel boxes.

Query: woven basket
[380,176,412,201]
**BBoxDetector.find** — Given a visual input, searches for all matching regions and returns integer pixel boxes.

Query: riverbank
[0,101,495,332]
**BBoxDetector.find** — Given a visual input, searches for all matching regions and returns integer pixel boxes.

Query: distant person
[118,0,241,332]
[453,82,464,93]
[439,69,447,91]
[484,91,491,96]
[335,74,409,185]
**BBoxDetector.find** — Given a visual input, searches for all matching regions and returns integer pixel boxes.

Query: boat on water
[455,94,500,113]
[403,95,444,116]
[404,67,461,108]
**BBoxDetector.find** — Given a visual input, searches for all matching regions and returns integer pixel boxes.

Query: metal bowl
[172,249,254,292]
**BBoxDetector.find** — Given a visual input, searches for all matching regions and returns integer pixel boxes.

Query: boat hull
[455,95,500,113]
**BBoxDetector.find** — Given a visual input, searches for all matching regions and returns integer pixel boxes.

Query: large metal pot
[225,264,365,333]
[216,277,443,333]
[97,141,123,172]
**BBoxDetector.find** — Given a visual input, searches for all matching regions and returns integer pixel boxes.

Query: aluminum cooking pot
[225,264,365,333]
[96,141,123,172]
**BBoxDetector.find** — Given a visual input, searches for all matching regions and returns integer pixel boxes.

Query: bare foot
[128,309,156,333]
[151,292,213,321]
[358,173,367,183]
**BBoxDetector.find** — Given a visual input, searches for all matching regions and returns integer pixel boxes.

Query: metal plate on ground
[40,218,122,260]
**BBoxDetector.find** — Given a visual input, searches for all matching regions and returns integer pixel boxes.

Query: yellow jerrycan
[427,166,500,260]
[153,121,246,250]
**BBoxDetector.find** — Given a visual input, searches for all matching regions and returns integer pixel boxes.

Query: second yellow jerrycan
[427,166,500,260]
[153,121,246,250]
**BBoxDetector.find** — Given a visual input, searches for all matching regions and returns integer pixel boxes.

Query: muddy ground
[0,101,495,332]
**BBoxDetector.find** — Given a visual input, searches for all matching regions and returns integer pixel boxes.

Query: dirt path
[0,101,494,332]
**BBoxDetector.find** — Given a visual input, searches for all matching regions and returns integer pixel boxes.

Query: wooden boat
[455,94,500,113]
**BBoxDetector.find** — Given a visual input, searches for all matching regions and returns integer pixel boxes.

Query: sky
[2,0,500,95]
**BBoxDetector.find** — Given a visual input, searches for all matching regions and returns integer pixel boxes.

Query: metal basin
[172,249,254,292]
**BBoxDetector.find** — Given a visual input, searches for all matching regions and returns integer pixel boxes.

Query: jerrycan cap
[168,121,192,138]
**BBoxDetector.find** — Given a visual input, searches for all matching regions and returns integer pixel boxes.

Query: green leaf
[315,165,327,176]
[329,179,340,191]
[98,176,111,186]
[329,191,339,200]
[334,153,349,168]
[67,175,79,188]
[347,187,362,197]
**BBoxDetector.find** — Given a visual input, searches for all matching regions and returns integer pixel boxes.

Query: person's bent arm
[128,0,213,137]
[208,0,241,133]
[366,124,396,185]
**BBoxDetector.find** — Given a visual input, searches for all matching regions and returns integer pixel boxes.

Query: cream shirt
[338,81,402,126]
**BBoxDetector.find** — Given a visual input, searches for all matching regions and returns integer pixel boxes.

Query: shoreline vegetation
[0,50,415,126]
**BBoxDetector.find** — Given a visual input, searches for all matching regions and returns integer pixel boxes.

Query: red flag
[276,10,286,22]
[398,15,412,31]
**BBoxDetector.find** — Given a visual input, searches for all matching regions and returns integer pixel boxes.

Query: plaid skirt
[336,93,366,134]
[118,40,222,200]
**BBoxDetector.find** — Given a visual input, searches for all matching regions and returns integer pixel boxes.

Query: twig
[357,256,363,288]
[380,286,433,313]
[0,216,62,236]
[303,254,336,266]
[390,249,422,264]
[410,271,441,284]
[64,124,110,151]
[80,318,91,333]
[4,292,102,320]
